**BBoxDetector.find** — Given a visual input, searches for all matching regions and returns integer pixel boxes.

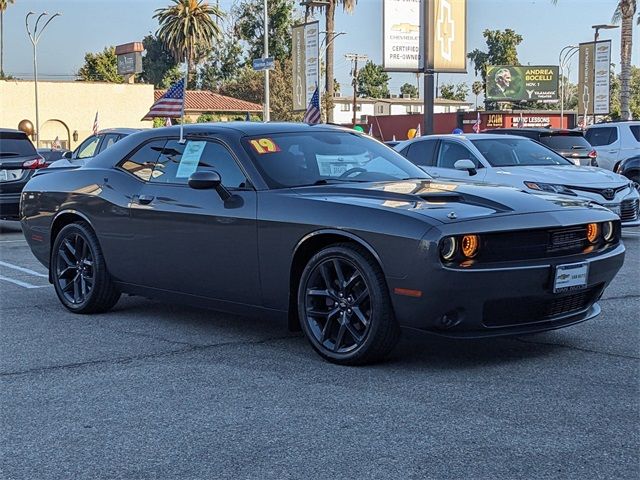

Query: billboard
[383,0,466,73]
[485,65,559,101]
[292,21,320,111]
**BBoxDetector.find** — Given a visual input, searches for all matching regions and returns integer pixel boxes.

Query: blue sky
[3,0,637,96]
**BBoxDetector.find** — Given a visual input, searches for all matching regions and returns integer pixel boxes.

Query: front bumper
[388,242,625,337]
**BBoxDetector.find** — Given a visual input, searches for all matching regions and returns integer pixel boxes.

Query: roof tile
[154,89,263,113]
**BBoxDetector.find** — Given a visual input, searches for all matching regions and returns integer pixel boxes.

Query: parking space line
[0,275,50,289]
[0,240,27,243]
[0,260,48,278]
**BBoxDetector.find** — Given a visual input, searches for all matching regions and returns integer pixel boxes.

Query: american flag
[472,112,481,133]
[92,111,99,135]
[143,78,185,120]
[303,86,321,124]
[164,117,172,127]
[516,112,525,128]
[415,123,421,137]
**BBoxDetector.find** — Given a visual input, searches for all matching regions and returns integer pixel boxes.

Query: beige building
[0,80,154,150]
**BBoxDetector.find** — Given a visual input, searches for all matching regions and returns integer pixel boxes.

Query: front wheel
[51,222,120,314]
[297,243,400,365]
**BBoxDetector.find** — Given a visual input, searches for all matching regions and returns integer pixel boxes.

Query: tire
[297,243,400,365]
[51,221,120,314]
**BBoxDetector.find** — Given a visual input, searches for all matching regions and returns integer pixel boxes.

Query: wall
[332,101,376,124]
[0,80,154,149]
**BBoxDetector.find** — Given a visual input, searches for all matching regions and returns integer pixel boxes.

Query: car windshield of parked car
[471,138,573,167]
[243,131,430,188]
[540,134,591,150]
[0,132,37,157]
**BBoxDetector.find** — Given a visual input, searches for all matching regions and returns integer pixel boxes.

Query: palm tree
[471,80,483,110]
[310,0,356,122]
[154,0,223,87]
[0,0,15,77]
[612,0,637,120]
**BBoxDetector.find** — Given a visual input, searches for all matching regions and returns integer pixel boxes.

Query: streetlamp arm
[35,13,61,43]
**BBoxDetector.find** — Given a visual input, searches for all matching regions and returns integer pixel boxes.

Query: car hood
[492,165,627,186]
[292,179,600,224]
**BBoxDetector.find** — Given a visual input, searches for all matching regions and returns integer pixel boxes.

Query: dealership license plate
[554,262,589,293]
[604,204,621,216]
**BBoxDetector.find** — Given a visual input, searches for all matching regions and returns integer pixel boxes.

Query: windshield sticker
[176,141,206,178]
[250,138,281,154]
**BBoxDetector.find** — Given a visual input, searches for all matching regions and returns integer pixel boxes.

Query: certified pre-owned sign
[485,65,559,101]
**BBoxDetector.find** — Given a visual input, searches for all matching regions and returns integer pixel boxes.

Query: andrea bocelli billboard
[485,65,559,101]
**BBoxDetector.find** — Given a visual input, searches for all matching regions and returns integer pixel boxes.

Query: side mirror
[188,170,231,200]
[63,151,73,159]
[454,159,477,176]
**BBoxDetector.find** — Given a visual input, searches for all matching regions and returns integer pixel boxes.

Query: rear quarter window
[585,127,618,146]
[628,125,640,143]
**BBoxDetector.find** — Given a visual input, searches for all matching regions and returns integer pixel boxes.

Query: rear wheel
[298,243,400,365]
[51,222,120,313]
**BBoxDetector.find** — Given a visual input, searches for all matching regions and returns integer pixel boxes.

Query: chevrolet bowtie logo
[437,0,455,61]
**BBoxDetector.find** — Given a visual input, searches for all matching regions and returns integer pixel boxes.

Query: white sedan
[395,134,640,227]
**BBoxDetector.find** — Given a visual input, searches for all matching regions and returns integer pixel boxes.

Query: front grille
[568,184,628,201]
[548,227,587,254]
[620,198,639,222]
[483,284,603,328]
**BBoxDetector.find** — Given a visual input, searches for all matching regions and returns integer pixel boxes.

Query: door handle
[136,194,154,205]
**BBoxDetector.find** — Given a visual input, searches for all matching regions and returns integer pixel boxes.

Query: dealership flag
[415,123,421,137]
[472,112,481,133]
[143,78,185,120]
[164,117,172,127]
[52,136,61,150]
[92,111,99,135]
[517,112,525,128]
[303,85,321,124]
[368,124,373,136]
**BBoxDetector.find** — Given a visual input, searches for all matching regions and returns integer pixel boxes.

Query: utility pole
[345,53,367,127]
[263,0,270,121]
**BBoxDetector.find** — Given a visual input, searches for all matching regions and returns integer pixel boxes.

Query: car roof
[406,133,526,142]
[98,128,143,135]
[0,128,28,135]
[588,121,640,128]
[486,128,580,134]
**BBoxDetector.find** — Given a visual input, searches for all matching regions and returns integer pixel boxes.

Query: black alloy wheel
[298,243,400,365]
[52,222,120,313]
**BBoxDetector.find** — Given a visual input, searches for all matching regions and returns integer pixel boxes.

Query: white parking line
[0,240,27,243]
[0,275,49,289]
[0,260,48,278]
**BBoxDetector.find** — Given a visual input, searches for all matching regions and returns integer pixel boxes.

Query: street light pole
[558,45,578,126]
[263,0,270,122]
[25,11,61,147]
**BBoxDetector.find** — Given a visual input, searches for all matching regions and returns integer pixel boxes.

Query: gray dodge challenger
[20,123,625,364]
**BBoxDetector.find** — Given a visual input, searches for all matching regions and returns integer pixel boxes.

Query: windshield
[471,138,573,167]
[243,131,430,188]
[540,134,591,150]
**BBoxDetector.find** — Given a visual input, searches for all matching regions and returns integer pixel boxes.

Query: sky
[2,0,637,97]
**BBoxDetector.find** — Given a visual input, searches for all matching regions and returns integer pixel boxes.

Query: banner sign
[593,40,611,115]
[383,0,422,72]
[578,43,595,116]
[510,116,551,127]
[485,65,559,101]
[429,0,467,72]
[292,21,320,111]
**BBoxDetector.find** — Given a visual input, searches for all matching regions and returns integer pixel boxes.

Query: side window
[628,125,640,143]
[98,134,119,153]
[437,141,481,169]
[406,140,438,167]
[75,135,100,159]
[586,127,617,146]
[150,139,247,188]
[119,139,166,181]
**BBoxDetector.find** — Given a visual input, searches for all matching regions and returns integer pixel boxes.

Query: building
[0,79,154,149]
[154,89,263,122]
[332,96,472,124]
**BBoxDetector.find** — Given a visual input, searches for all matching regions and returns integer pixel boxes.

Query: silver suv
[585,121,640,172]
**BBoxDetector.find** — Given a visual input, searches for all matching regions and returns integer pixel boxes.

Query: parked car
[21,123,624,364]
[394,134,640,227]
[585,121,640,171]
[49,128,141,169]
[484,128,597,166]
[615,154,640,185]
[37,148,71,163]
[0,129,47,220]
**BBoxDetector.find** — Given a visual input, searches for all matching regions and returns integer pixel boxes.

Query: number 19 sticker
[249,138,281,154]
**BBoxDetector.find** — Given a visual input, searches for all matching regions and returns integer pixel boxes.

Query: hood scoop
[418,192,462,203]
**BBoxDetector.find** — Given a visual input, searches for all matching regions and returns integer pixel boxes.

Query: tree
[400,83,419,98]
[140,34,179,87]
[154,0,224,86]
[218,65,264,105]
[467,29,523,90]
[471,80,483,109]
[269,58,304,121]
[77,47,123,82]
[0,0,14,77]
[310,0,357,122]
[234,0,295,64]
[609,66,640,119]
[440,82,468,102]
[357,61,390,98]
[199,35,243,90]
[612,0,637,120]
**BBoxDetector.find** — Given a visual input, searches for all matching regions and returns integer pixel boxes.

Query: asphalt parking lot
[1,220,638,480]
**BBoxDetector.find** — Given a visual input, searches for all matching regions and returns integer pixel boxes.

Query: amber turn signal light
[586,223,599,244]
[461,234,479,258]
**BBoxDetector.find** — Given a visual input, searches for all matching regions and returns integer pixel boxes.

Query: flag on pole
[415,123,421,137]
[92,111,99,135]
[164,117,172,127]
[368,124,373,136]
[245,111,251,122]
[142,78,185,120]
[472,112,481,133]
[52,136,61,150]
[303,85,321,124]
[517,111,525,128]
[392,134,396,142]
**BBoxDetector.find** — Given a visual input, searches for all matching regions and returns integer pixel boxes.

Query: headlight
[461,235,479,258]
[602,221,615,242]
[440,237,457,261]
[586,223,599,244]
[524,181,576,196]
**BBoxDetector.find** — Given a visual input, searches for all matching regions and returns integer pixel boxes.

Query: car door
[128,136,260,305]
[429,139,487,181]
[585,126,619,170]
[402,139,438,172]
